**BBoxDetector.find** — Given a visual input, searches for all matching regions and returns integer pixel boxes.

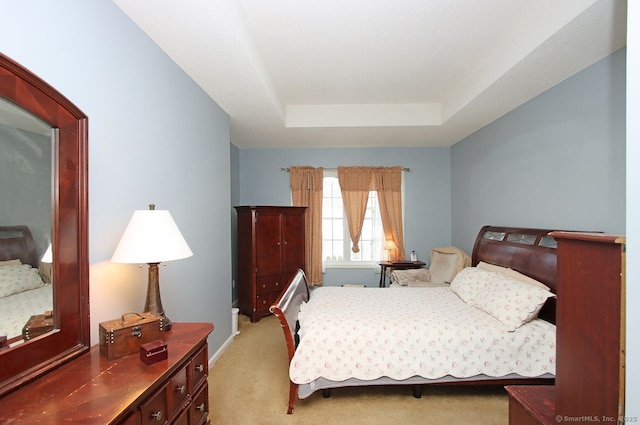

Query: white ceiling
[113,0,626,149]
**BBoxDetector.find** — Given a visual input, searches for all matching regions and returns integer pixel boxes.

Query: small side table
[378,261,426,287]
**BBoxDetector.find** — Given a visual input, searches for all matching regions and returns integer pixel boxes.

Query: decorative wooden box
[140,339,168,365]
[22,312,54,340]
[98,312,166,360]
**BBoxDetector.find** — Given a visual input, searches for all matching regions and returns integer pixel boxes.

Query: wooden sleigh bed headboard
[472,225,559,323]
[0,226,40,268]
[270,225,562,414]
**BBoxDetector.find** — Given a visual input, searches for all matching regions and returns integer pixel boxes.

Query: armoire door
[255,210,282,277]
[281,210,306,273]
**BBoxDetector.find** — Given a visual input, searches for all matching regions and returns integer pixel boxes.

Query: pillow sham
[0,264,46,297]
[477,261,551,291]
[472,273,555,331]
[449,267,497,305]
[0,259,22,267]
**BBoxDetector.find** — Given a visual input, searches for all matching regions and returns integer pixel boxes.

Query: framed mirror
[0,53,89,396]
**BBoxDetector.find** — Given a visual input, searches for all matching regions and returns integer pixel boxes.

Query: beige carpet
[208,313,509,425]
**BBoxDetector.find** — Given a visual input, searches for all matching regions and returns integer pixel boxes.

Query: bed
[270,225,561,414]
[0,225,53,348]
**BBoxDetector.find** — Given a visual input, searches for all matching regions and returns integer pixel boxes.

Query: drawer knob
[151,411,163,422]
[176,385,186,394]
[195,364,204,373]
[196,403,206,412]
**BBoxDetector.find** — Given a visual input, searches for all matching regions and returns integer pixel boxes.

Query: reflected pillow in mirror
[0,264,46,297]
[0,259,22,267]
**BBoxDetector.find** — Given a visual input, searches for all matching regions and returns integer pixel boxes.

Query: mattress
[290,287,556,398]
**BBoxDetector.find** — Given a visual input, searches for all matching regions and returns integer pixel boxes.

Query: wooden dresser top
[0,322,213,424]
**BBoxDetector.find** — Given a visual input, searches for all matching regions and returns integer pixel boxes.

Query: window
[322,172,385,266]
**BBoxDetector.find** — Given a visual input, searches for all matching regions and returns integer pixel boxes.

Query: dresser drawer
[120,411,142,425]
[168,364,189,418]
[190,344,208,393]
[172,410,189,425]
[140,386,168,425]
[190,384,209,425]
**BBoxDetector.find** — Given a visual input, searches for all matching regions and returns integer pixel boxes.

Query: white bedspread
[290,287,555,385]
[0,284,53,344]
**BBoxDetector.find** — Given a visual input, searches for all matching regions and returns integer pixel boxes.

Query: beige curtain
[372,166,405,261]
[289,166,323,286]
[337,166,374,253]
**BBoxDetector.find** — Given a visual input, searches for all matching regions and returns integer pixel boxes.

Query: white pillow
[449,267,496,305]
[0,264,45,297]
[0,259,22,267]
[429,251,459,283]
[472,273,555,331]
[477,261,551,291]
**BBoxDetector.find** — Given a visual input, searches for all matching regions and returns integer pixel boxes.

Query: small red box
[139,339,168,365]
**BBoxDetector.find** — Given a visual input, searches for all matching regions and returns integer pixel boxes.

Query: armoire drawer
[255,291,279,312]
[256,275,285,295]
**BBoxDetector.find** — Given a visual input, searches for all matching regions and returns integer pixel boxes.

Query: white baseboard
[208,333,235,369]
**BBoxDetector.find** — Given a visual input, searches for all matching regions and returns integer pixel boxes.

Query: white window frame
[322,170,405,269]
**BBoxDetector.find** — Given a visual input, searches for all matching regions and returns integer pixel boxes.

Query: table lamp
[384,240,397,262]
[41,243,53,263]
[111,204,193,330]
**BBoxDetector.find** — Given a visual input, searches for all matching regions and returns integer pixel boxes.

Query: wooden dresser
[235,206,306,322]
[507,232,626,424]
[0,322,214,425]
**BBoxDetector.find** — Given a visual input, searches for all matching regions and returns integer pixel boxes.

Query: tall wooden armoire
[235,206,306,322]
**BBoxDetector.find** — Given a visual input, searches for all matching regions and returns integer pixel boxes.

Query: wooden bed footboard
[269,269,309,414]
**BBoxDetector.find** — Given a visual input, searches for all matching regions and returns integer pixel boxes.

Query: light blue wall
[237,147,451,287]
[1,1,232,353]
[236,49,626,286]
[451,48,626,252]
[230,143,240,302]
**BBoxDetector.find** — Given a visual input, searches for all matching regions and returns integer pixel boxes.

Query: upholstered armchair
[390,246,471,287]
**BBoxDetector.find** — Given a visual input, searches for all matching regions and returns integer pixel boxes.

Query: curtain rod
[281,167,410,172]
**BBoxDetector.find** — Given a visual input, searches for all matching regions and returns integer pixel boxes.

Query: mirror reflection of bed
[0,226,54,348]
[0,93,54,349]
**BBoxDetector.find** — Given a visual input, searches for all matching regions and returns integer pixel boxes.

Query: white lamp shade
[111,210,193,264]
[384,240,397,250]
[41,243,53,263]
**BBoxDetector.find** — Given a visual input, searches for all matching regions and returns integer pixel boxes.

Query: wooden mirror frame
[0,53,89,396]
